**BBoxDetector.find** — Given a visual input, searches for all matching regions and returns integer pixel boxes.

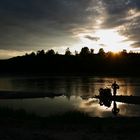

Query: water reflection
[112,101,120,116]
[0,76,139,117]
[97,95,120,116]
[0,76,138,97]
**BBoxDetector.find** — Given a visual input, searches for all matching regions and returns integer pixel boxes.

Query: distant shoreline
[0,72,140,77]
[1,50,140,76]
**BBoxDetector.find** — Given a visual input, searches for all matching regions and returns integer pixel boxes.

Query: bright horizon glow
[0,49,28,59]
[0,29,135,59]
[75,29,134,53]
[95,29,132,52]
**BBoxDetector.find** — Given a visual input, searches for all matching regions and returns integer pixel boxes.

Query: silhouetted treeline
[0,47,140,76]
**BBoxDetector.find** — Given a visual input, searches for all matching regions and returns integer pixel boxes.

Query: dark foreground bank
[0,108,140,140]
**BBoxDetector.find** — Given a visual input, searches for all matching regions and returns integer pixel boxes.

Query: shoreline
[0,108,140,140]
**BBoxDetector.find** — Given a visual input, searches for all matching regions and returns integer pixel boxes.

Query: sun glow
[77,29,133,53]
[95,29,132,52]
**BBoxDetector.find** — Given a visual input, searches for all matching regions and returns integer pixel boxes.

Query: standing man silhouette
[112,81,119,96]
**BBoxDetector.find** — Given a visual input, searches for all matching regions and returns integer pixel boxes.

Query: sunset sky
[0,0,140,58]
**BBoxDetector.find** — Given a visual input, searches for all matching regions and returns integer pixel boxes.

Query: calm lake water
[0,75,140,117]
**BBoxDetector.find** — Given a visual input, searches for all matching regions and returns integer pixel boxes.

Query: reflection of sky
[0,96,81,117]
[0,76,140,117]
[78,98,113,117]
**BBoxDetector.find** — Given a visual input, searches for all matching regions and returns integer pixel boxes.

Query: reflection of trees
[64,77,73,100]
[64,77,95,99]
[11,78,49,91]
[10,76,96,100]
[79,77,95,97]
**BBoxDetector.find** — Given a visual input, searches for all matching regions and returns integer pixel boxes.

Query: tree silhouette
[80,47,90,56]
[37,50,45,56]
[1,47,140,75]
[90,49,94,55]
[121,49,127,55]
[30,52,36,57]
[75,50,79,56]
[98,48,105,55]
[65,48,72,56]
[46,49,55,56]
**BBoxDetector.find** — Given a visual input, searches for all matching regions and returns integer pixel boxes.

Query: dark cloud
[100,0,140,49]
[131,42,140,48]
[102,0,134,14]
[85,35,100,41]
[0,0,140,58]
[99,44,106,47]
[0,0,99,50]
[100,0,136,28]
[0,0,100,52]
